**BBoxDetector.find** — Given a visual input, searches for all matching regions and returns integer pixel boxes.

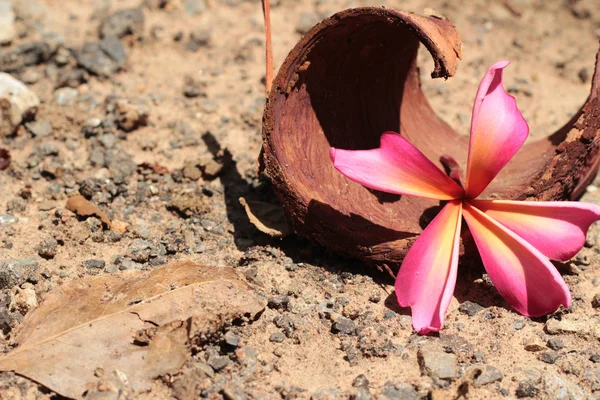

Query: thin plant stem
[261,0,274,95]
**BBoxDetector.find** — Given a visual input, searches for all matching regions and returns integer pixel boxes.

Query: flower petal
[470,200,600,261]
[395,201,462,334]
[463,202,571,317]
[465,61,529,198]
[330,132,464,200]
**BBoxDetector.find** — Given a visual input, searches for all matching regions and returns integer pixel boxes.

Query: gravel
[82,259,106,269]
[458,301,484,316]
[417,348,459,380]
[98,8,144,39]
[331,316,356,335]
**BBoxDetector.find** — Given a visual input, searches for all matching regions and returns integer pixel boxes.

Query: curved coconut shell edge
[261,7,600,269]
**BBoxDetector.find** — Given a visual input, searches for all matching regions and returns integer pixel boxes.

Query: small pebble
[83,259,105,269]
[592,293,600,308]
[539,350,561,364]
[458,301,484,316]
[547,337,565,351]
[269,332,286,343]
[331,317,356,335]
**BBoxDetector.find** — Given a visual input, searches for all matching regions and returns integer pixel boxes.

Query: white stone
[0,72,40,136]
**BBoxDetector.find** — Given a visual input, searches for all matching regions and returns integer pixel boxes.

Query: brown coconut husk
[261,7,600,269]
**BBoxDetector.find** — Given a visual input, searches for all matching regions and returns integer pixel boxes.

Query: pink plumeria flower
[330,61,600,334]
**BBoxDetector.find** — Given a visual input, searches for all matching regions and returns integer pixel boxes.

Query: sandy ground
[2,0,600,399]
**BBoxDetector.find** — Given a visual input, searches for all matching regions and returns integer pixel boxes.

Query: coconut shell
[261,7,600,269]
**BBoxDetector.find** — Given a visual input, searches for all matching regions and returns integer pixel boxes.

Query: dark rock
[591,354,600,363]
[0,306,11,334]
[546,337,565,351]
[273,314,295,337]
[516,381,539,398]
[75,37,127,77]
[458,301,484,316]
[332,317,356,335]
[128,239,152,263]
[352,374,369,387]
[368,294,380,303]
[36,236,58,259]
[99,8,144,39]
[223,331,240,347]
[592,293,600,308]
[0,259,39,289]
[208,356,230,372]
[83,259,105,269]
[27,119,52,137]
[0,41,54,72]
[267,295,291,311]
[473,365,503,386]
[379,382,418,400]
[269,332,285,343]
[183,75,206,98]
[417,348,458,380]
[104,149,136,179]
[56,67,90,88]
[578,67,591,84]
[99,36,128,68]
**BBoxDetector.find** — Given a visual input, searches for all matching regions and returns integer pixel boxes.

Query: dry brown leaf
[239,197,292,238]
[0,261,265,399]
[66,195,111,228]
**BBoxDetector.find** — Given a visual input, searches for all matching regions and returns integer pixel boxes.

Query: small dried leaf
[0,148,11,170]
[66,195,111,227]
[239,197,292,238]
[0,261,265,399]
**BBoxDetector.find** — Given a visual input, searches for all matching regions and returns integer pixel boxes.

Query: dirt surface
[1,0,600,399]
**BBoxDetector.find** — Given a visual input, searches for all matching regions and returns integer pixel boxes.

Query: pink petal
[470,200,600,261]
[465,61,529,198]
[463,202,571,317]
[331,132,464,200]
[395,201,462,334]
